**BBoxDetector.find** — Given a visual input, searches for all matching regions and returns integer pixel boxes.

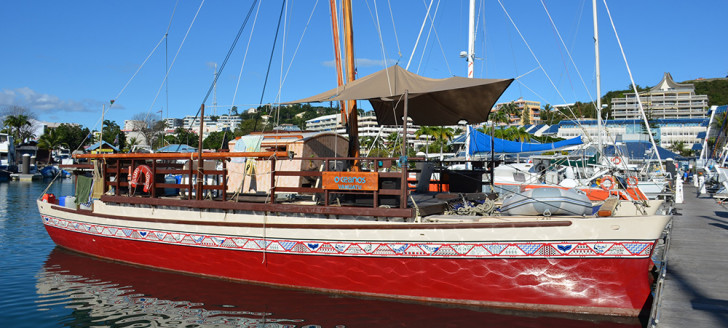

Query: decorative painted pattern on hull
[42,215,653,259]
[41,215,656,316]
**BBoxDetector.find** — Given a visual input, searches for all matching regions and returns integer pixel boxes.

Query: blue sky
[1,0,726,131]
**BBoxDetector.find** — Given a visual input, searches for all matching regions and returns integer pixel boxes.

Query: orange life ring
[600,176,616,190]
[627,176,639,186]
[129,165,153,192]
[611,157,621,165]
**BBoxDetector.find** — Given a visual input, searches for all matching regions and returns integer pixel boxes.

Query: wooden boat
[37,1,671,317]
[38,146,670,316]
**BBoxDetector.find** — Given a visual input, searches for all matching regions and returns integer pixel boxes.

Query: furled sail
[468,126,583,154]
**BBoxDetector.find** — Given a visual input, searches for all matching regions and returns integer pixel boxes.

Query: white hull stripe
[42,215,654,259]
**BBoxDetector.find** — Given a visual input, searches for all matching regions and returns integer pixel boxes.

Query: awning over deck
[283,65,513,126]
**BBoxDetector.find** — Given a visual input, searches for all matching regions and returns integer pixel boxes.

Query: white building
[305,111,430,151]
[556,118,707,148]
[611,73,708,120]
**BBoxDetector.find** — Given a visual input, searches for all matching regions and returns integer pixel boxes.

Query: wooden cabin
[227,131,349,194]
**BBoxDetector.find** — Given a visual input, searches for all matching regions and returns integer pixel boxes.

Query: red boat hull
[44,223,654,316]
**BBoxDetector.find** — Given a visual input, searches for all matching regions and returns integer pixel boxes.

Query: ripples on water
[1,180,643,327]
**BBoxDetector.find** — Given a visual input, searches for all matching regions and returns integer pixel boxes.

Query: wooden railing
[87,152,416,218]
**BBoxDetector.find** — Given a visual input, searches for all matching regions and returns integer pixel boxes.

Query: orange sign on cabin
[322,172,379,191]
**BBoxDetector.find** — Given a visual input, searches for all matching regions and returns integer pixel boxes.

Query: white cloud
[0,87,105,114]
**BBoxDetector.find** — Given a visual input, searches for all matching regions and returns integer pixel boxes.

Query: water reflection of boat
[37,248,642,328]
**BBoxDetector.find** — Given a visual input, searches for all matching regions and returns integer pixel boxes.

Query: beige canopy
[284,65,513,125]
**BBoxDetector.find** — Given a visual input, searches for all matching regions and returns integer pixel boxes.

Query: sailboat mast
[467,0,475,78]
[593,0,603,152]
[329,0,347,125]
[465,0,475,169]
[342,0,360,166]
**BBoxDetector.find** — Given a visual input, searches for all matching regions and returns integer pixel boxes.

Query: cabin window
[513,173,526,182]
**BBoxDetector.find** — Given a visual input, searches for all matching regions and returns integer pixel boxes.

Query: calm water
[0,180,643,327]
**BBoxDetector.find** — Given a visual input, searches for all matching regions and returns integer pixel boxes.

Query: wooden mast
[341,0,360,169]
[329,0,347,126]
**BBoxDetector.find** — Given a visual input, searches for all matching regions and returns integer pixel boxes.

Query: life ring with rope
[627,176,639,186]
[129,165,153,192]
[600,176,616,190]
[611,157,621,165]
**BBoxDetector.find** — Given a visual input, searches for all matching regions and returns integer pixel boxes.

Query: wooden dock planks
[655,185,728,328]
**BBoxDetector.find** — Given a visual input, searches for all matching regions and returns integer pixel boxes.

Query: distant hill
[681,77,728,107]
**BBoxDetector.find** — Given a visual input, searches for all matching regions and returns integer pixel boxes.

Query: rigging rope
[256,0,286,113]
[415,0,441,75]
[405,0,434,71]
[272,0,320,104]
[602,0,665,173]
[386,0,402,60]
[200,0,259,107]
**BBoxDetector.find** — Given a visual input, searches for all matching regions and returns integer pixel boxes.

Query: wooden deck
[653,185,728,327]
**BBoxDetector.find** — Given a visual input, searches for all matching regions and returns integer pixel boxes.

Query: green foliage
[521,106,531,125]
[687,78,728,107]
[2,114,32,144]
[165,127,199,148]
[53,124,90,151]
[203,131,232,150]
[101,120,125,150]
[668,141,693,157]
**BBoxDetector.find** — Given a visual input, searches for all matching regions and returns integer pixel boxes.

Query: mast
[593,0,603,153]
[342,0,360,168]
[465,0,475,169]
[467,0,475,78]
[329,0,347,126]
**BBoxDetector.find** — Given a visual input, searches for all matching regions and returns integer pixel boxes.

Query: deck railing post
[222,159,227,201]
[188,159,194,200]
[270,157,276,204]
[151,160,157,198]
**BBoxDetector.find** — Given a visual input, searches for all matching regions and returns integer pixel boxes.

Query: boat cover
[283,65,513,126]
[468,126,583,154]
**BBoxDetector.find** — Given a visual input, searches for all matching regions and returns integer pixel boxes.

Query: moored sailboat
[37,1,671,317]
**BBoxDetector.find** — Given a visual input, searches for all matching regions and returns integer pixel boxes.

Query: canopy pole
[402,90,409,157]
[197,104,205,200]
[400,90,409,209]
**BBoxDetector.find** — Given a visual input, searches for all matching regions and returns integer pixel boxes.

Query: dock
[653,184,728,327]
[10,173,42,181]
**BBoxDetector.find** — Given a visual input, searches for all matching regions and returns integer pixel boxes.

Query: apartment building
[611,73,708,120]
[493,98,541,125]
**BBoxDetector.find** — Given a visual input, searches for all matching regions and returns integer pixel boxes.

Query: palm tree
[385,132,402,156]
[491,126,532,142]
[2,114,31,144]
[502,102,521,124]
[359,136,385,157]
[431,126,455,160]
[414,126,434,156]
[510,126,532,142]
[37,128,67,163]
[489,110,509,126]
[127,137,140,152]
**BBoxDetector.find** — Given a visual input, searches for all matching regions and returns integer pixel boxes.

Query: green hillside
[683,78,728,106]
